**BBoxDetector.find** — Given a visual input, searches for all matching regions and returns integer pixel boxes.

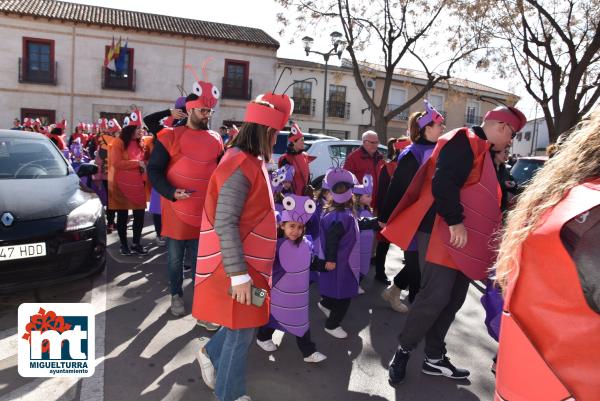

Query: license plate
[0,242,46,261]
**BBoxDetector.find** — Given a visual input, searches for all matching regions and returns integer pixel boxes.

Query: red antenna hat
[484,106,527,132]
[23,118,33,128]
[184,59,220,112]
[97,118,108,131]
[244,92,293,131]
[127,109,143,127]
[288,123,303,142]
[107,118,121,133]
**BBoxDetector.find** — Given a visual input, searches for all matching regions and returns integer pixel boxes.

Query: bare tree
[481,0,600,143]
[277,0,488,139]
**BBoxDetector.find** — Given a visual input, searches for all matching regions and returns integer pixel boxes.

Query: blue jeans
[205,327,256,401]
[166,238,198,296]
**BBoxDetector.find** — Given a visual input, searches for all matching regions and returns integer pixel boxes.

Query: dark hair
[325,182,354,212]
[316,188,330,203]
[408,111,430,142]
[185,93,199,104]
[120,125,143,150]
[50,127,62,136]
[277,221,305,246]
[353,193,372,214]
[386,137,397,160]
[228,113,277,161]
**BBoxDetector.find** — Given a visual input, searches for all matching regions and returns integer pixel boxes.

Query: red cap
[55,119,67,130]
[244,102,286,130]
[288,123,303,142]
[254,92,293,130]
[484,106,527,132]
[128,110,143,127]
[97,118,108,130]
[394,138,411,151]
[107,119,121,133]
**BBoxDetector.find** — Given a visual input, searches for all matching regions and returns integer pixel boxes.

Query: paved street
[0,216,497,401]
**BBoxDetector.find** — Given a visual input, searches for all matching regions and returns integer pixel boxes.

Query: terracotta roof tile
[0,0,279,48]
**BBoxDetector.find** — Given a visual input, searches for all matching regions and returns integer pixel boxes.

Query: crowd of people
[10,67,599,400]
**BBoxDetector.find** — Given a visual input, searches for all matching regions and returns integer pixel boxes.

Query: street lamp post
[302,32,346,135]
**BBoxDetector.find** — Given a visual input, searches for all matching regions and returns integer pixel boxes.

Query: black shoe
[388,348,410,385]
[119,244,132,255]
[374,274,391,285]
[131,243,149,255]
[422,355,470,379]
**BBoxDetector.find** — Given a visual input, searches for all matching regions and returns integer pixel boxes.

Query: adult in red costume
[108,110,149,255]
[343,130,384,207]
[494,108,600,401]
[385,105,526,385]
[194,94,290,401]
[147,73,224,322]
[278,122,315,195]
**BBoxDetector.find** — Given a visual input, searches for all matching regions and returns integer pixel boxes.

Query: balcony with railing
[18,58,57,85]
[101,66,136,91]
[221,78,252,100]
[465,114,483,126]
[386,104,409,121]
[292,98,316,116]
[327,101,351,119]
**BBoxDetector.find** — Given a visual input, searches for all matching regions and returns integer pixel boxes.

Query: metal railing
[18,58,57,85]
[292,97,316,115]
[221,78,252,100]
[386,104,409,121]
[327,101,351,119]
[101,66,136,91]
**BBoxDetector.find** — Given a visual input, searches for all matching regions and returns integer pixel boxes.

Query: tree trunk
[372,110,388,143]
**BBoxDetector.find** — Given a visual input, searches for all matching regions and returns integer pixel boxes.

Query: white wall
[0,15,277,130]
[510,118,549,156]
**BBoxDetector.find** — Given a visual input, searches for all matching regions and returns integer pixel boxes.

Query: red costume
[382,128,501,280]
[495,179,600,401]
[278,123,315,195]
[192,91,292,329]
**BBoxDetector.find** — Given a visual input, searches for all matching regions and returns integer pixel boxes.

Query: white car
[305,140,388,188]
[269,131,338,172]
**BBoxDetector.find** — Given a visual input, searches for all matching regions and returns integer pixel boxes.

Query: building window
[429,94,444,113]
[516,132,523,141]
[388,88,409,121]
[222,60,250,100]
[20,37,56,84]
[524,131,531,141]
[21,108,56,126]
[327,85,349,118]
[293,81,315,115]
[466,101,482,126]
[102,47,135,91]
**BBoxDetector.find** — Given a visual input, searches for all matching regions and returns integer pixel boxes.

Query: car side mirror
[76,163,98,177]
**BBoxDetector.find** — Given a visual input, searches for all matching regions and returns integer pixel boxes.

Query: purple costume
[268,194,316,337]
[353,174,374,278]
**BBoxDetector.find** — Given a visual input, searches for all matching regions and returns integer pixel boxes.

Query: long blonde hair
[495,107,600,289]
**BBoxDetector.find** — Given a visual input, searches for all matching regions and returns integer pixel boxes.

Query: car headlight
[65,197,103,232]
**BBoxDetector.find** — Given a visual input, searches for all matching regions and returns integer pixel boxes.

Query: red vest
[192,148,277,329]
[495,179,600,401]
[158,126,223,240]
[382,128,501,279]
[278,152,313,195]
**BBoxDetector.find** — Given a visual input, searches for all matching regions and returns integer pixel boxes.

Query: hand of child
[325,262,336,271]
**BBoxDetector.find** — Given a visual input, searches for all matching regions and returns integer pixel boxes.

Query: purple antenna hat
[280,195,316,224]
[175,96,187,109]
[417,99,445,129]
[270,165,295,194]
[352,174,373,195]
[324,168,357,204]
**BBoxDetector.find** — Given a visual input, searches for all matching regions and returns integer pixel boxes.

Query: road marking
[0,327,17,360]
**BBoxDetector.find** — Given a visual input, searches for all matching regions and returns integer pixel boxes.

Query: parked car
[510,156,547,189]
[304,140,387,188]
[0,130,106,293]
[269,131,339,171]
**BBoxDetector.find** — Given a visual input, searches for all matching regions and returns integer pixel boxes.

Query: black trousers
[257,326,317,358]
[393,250,421,303]
[321,296,352,329]
[374,241,390,278]
[152,213,162,237]
[103,180,115,225]
[116,209,145,247]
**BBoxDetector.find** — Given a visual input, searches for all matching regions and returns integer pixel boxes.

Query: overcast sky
[61,0,541,119]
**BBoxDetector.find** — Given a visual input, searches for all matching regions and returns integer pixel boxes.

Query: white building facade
[0,0,279,131]
[510,117,549,156]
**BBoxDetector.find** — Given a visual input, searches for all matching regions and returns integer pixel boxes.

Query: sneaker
[156,236,166,246]
[131,243,148,255]
[422,355,470,379]
[234,396,252,401]
[304,351,327,363]
[381,285,400,302]
[170,295,185,317]
[119,244,132,255]
[324,326,347,339]
[256,339,278,352]
[196,320,220,332]
[317,302,331,318]
[389,348,410,385]
[390,297,409,313]
[197,337,215,390]
[358,286,366,295]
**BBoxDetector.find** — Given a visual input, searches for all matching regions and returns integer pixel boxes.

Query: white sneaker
[256,338,278,352]
[358,286,366,295]
[235,396,252,401]
[317,302,331,318]
[304,351,327,363]
[170,295,185,317]
[196,337,215,390]
[325,326,348,339]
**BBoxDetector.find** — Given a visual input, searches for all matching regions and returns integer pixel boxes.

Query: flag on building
[105,37,122,72]
[104,37,115,69]
[115,39,128,74]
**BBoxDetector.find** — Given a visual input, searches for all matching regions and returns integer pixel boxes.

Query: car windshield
[0,137,69,179]
[511,159,545,186]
